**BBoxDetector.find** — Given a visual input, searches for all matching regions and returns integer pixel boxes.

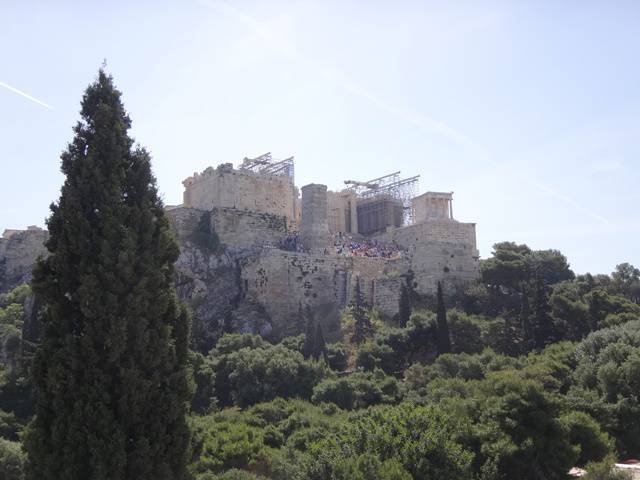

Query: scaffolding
[344,171,420,226]
[240,152,295,182]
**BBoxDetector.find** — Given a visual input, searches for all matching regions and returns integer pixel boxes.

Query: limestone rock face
[0,201,481,354]
[167,207,273,353]
[0,228,49,293]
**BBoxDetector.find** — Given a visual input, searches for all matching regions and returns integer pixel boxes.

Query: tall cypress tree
[312,322,327,361]
[398,281,412,327]
[25,70,193,480]
[350,277,371,345]
[435,281,451,355]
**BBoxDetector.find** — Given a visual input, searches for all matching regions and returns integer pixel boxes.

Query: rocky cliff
[0,228,48,293]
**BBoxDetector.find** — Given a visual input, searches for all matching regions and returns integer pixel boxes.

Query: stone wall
[373,277,404,317]
[382,219,477,248]
[182,164,298,222]
[300,184,331,252]
[374,220,480,296]
[167,205,479,326]
[241,249,387,340]
[0,228,49,293]
[167,205,291,249]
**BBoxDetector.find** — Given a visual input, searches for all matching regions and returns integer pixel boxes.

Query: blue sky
[1,0,638,274]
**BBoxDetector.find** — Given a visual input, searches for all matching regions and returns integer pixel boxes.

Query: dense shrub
[312,370,400,410]
[209,334,327,407]
[0,438,25,480]
[325,342,348,372]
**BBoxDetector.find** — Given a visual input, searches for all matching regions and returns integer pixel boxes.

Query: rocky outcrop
[0,228,48,293]
[167,208,273,353]
[0,203,480,355]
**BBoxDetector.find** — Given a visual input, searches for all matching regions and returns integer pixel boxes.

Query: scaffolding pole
[344,171,420,225]
[240,152,295,182]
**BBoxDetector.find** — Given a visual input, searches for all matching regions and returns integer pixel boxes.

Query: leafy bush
[312,370,400,410]
[208,334,327,407]
[220,344,326,407]
[447,310,484,354]
[560,411,612,466]
[304,403,473,480]
[325,342,348,372]
[568,321,640,455]
[0,438,25,480]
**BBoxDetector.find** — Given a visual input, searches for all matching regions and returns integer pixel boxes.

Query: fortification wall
[374,220,479,296]
[241,250,386,339]
[380,219,477,248]
[300,184,331,252]
[182,165,298,221]
[167,205,290,249]
[211,208,290,248]
[373,277,404,317]
[408,240,479,294]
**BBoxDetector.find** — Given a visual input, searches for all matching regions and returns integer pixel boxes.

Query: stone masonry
[300,184,331,253]
[0,156,481,345]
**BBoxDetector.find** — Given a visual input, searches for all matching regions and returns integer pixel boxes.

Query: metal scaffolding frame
[240,152,295,182]
[344,171,420,225]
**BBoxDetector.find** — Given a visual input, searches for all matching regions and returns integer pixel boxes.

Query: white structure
[412,191,454,222]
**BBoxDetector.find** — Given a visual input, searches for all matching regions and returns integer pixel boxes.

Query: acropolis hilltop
[1,152,480,340]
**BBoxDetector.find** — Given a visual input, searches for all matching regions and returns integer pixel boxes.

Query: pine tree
[398,281,412,327]
[351,277,371,345]
[532,276,554,349]
[436,281,451,355]
[520,282,533,350]
[24,70,193,480]
[312,322,327,361]
[502,313,524,356]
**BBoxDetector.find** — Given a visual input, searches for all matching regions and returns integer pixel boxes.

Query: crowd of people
[333,233,402,259]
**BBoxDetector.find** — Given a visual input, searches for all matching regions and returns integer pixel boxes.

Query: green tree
[436,282,451,356]
[212,341,325,407]
[520,282,532,343]
[447,310,484,354]
[325,342,348,372]
[611,263,640,304]
[305,403,473,479]
[311,322,327,361]
[532,277,554,349]
[303,318,315,359]
[481,242,532,292]
[549,281,591,340]
[398,282,411,328]
[0,438,25,480]
[24,70,193,480]
[350,279,371,345]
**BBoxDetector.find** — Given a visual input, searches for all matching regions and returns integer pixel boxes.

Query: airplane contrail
[0,81,53,109]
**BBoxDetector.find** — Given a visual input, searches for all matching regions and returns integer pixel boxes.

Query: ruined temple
[0,153,480,345]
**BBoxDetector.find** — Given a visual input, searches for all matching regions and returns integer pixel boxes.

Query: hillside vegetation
[1,243,638,479]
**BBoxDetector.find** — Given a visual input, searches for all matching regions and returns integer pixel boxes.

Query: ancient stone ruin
[0,153,480,345]
[170,153,480,342]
